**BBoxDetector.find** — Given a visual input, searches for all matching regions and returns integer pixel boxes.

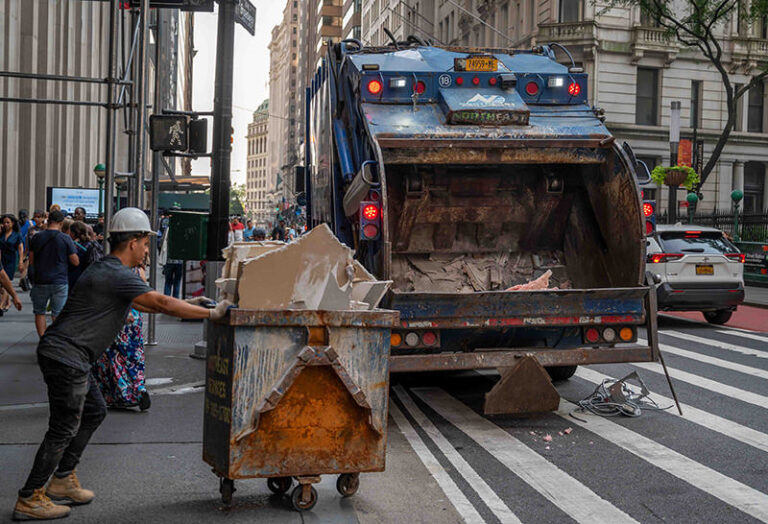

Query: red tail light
[645,221,654,235]
[421,331,437,346]
[367,79,382,95]
[585,327,600,343]
[414,80,426,94]
[363,224,379,239]
[643,203,654,217]
[472,76,480,86]
[568,82,581,96]
[489,77,497,86]
[455,76,464,86]
[726,253,746,263]
[525,81,539,96]
[362,204,379,220]
[647,253,684,264]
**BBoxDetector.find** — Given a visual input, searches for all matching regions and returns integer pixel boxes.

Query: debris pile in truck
[217,224,391,310]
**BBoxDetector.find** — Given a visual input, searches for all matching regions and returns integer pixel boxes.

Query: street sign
[127,0,214,11]
[236,0,256,35]
[149,115,188,151]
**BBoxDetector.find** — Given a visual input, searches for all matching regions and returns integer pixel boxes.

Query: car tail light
[525,81,539,96]
[405,332,420,347]
[367,79,382,95]
[726,253,745,263]
[647,253,684,264]
[585,327,600,343]
[455,76,464,86]
[472,76,480,85]
[602,327,616,342]
[643,203,654,217]
[414,80,426,94]
[489,77,497,86]
[421,331,437,346]
[568,82,581,96]
[390,333,402,347]
[619,327,635,342]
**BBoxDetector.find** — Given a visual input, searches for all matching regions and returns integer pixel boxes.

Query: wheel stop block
[483,355,560,415]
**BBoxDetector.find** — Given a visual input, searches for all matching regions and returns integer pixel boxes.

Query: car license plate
[696,264,714,275]
[456,56,498,72]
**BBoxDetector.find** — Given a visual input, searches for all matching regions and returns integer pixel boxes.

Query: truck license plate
[696,264,714,275]
[456,56,498,72]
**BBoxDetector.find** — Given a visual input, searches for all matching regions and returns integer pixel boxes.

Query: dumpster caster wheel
[290,485,318,511]
[267,477,293,495]
[336,473,359,497]
[219,478,235,505]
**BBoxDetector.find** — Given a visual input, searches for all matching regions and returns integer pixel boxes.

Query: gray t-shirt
[37,256,151,371]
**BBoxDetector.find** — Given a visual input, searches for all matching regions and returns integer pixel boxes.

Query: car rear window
[658,232,739,254]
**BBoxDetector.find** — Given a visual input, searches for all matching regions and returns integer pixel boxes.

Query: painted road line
[662,331,768,359]
[558,399,768,522]
[716,329,768,344]
[412,387,639,524]
[389,401,486,524]
[393,385,522,524]
[633,362,768,410]
[639,338,768,381]
[576,368,768,454]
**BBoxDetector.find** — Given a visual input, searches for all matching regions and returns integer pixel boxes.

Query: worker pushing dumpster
[202,225,398,511]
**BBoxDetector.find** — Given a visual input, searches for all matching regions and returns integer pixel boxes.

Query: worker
[12,208,232,521]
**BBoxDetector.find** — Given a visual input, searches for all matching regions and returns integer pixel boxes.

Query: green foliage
[651,165,701,190]
[229,183,246,215]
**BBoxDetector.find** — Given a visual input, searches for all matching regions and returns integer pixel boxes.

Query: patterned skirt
[93,310,146,406]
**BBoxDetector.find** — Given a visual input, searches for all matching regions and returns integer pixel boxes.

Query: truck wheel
[546,365,577,382]
[703,309,732,325]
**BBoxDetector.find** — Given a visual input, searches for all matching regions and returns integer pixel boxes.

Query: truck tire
[546,365,577,382]
[703,309,732,325]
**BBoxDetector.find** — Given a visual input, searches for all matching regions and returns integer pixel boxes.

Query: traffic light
[359,200,381,241]
[643,200,656,235]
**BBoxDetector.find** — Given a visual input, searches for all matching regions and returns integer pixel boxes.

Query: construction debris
[573,372,672,418]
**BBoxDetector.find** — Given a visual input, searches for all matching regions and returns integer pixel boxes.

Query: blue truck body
[305,41,658,375]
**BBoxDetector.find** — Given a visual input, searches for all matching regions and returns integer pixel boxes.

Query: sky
[190,4,284,185]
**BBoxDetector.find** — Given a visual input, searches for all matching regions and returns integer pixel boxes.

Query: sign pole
[668,101,681,224]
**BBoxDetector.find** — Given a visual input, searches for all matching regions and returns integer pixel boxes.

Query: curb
[744,301,768,310]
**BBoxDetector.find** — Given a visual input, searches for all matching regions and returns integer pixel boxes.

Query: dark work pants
[163,263,183,299]
[20,356,107,497]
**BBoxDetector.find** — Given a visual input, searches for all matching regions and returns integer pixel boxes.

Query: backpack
[85,241,105,267]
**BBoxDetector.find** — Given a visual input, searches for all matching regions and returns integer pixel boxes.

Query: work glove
[209,300,233,321]
[186,296,215,307]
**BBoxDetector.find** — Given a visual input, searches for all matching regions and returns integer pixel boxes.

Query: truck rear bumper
[389,345,654,372]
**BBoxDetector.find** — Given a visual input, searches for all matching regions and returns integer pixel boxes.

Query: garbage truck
[301,38,660,413]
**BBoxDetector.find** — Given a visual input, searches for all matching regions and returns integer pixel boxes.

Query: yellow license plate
[464,57,498,72]
[696,264,714,275]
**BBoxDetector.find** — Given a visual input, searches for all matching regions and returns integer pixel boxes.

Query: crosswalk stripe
[389,401,486,523]
[716,329,768,344]
[662,330,768,359]
[633,361,768,409]
[393,385,522,524]
[575,368,768,454]
[639,338,768,381]
[412,387,639,524]
[558,398,768,522]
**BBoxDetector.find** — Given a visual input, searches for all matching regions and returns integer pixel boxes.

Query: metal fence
[657,210,768,242]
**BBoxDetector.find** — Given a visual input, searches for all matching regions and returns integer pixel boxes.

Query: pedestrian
[18,210,32,291]
[92,214,105,241]
[73,207,86,223]
[66,222,94,293]
[271,219,286,241]
[12,207,232,521]
[243,219,255,241]
[159,226,183,298]
[28,210,79,337]
[0,266,23,313]
[231,216,245,242]
[1,214,25,314]
[253,227,267,241]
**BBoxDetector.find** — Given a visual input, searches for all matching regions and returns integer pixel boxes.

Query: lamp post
[731,189,744,242]
[93,163,106,214]
[686,192,698,224]
[668,101,681,224]
[115,175,128,211]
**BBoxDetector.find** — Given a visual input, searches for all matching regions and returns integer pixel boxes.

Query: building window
[559,0,581,22]
[639,8,660,27]
[748,81,764,133]
[635,68,659,126]
[744,162,765,212]
[690,80,702,128]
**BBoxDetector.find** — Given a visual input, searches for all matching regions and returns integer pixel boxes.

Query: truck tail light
[525,81,539,96]
[643,203,654,217]
[726,253,745,263]
[390,333,402,347]
[421,331,437,346]
[619,327,635,342]
[360,201,381,240]
[643,200,656,235]
[647,253,684,264]
[489,77,497,86]
[414,80,426,94]
[602,327,616,342]
[568,82,581,96]
[455,76,464,86]
[585,327,600,344]
[367,79,382,95]
[405,332,420,347]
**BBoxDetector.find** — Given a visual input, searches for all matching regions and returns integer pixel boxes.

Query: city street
[2,291,767,523]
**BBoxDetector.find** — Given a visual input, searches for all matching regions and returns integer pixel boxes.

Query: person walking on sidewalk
[0,266,22,313]
[28,210,79,336]
[1,214,25,314]
[12,207,232,521]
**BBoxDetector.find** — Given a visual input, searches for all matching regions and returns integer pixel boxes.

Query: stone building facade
[246,99,270,225]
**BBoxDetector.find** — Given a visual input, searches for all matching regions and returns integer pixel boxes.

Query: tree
[603,0,768,189]
[229,183,246,215]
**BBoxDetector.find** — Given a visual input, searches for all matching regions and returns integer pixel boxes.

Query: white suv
[646,224,745,324]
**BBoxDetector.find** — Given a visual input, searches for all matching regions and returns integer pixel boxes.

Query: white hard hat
[108,207,157,235]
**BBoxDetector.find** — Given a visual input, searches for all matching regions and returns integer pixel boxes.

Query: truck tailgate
[384,287,648,329]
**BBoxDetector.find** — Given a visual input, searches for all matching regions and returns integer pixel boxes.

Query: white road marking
[633,362,768,410]
[576,368,768,454]
[389,401,486,523]
[145,377,174,386]
[716,329,768,344]
[559,398,768,523]
[412,387,639,524]
[393,385,522,524]
[639,338,768,381]
[662,331,768,359]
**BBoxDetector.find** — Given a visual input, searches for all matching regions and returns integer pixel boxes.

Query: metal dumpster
[203,308,398,511]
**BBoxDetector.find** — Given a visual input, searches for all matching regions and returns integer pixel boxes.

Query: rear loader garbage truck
[302,38,661,414]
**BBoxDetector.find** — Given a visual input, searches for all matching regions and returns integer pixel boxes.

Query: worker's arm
[0,268,22,311]
[132,291,231,320]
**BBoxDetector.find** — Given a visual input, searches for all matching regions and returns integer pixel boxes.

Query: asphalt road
[1,292,767,523]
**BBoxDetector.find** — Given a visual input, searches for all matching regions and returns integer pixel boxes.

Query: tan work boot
[12,488,70,521]
[46,471,94,506]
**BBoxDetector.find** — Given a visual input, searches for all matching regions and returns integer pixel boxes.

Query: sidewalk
[745,284,768,308]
